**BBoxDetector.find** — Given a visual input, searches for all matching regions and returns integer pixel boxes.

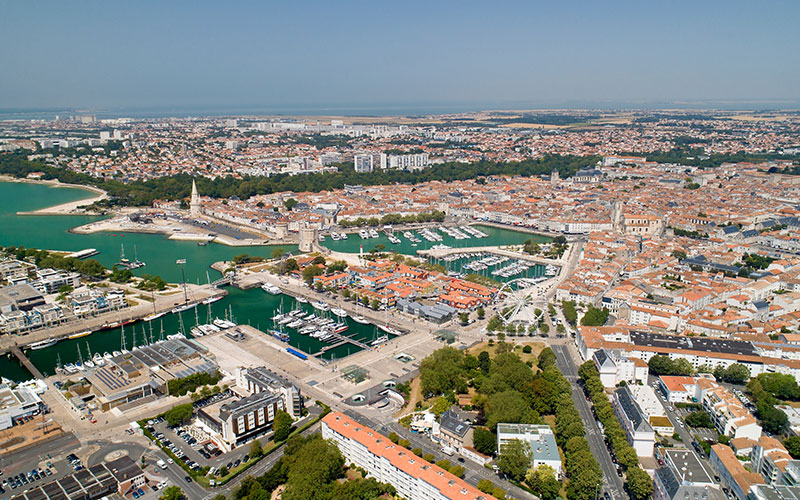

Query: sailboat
[351,300,369,324]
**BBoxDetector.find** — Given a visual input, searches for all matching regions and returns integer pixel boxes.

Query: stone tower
[612,200,623,233]
[298,224,316,253]
[551,169,560,186]
[190,179,202,216]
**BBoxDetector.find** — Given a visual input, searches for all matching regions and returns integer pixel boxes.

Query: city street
[551,344,625,500]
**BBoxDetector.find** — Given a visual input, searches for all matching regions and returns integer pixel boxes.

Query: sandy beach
[1,175,108,215]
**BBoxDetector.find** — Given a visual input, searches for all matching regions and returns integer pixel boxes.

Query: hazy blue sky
[1,1,798,112]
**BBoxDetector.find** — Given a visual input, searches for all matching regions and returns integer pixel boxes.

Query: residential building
[654,449,719,500]
[612,385,656,457]
[438,407,473,453]
[752,437,792,485]
[496,423,562,475]
[700,380,762,441]
[593,348,649,388]
[322,412,497,500]
[710,444,765,500]
[199,390,286,449]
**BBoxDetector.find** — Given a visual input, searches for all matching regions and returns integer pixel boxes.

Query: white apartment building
[322,412,495,500]
[593,348,649,388]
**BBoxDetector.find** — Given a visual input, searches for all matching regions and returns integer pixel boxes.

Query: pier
[314,332,370,357]
[10,346,44,379]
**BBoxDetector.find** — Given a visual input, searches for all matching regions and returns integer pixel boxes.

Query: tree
[477,479,496,493]
[473,427,497,456]
[562,300,578,325]
[477,307,485,320]
[388,432,400,444]
[398,438,410,449]
[685,411,713,428]
[284,198,298,210]
[327,260,348,273]
[478,351,491,375]
[423,453,435,462]
[159,486,186,500]
[431,397,451,417]
[754,373,800,401]
[302,265,323,285]
[250,439,263,459]
[219,466,228,476]
[497,439,532,482]
[538,347,557,371]
[419,347,467,396]
[449,465,465,478]
[370,299,380,310]
[540,323,550,334]
[785,436,800,459]
[164,403,193,427]
[273,409,293,441]
[526,465,561,500]
[459,312,470,325]
[580,306,609,326]
[627,466,654,500]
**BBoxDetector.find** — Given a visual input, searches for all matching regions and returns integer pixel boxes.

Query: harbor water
[0,181,545,381]
[321,224,550,255]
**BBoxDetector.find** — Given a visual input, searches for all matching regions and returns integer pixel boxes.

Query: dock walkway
[11,346,44,379]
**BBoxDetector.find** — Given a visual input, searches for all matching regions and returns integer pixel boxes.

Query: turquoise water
[0,181,546,382]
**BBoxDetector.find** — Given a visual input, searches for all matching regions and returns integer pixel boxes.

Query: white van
[157,459,167,469]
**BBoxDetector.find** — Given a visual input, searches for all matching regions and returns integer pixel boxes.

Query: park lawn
[466,340,546,364]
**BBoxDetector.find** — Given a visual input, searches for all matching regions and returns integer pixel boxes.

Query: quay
[10,346,44,379]
[0,283,226,356]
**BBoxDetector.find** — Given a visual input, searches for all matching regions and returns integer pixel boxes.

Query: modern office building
[322,412,497,500]
[199,390,286,450]
[0,382,43,430]
[496,423,562,475]
[236,365,303,418]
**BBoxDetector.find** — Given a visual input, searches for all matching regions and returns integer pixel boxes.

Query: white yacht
[261,283,282,295]
[359,229,369,239]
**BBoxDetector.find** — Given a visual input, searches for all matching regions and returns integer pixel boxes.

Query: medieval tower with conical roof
[190,179,202,216]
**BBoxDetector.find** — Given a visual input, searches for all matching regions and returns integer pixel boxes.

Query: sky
[1,1,799,113]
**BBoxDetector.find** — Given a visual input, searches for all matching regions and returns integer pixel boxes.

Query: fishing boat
[64,363,78,374]
[371,334,389,346]
[99,321,120,331]
[261,283,281,295]
[331,307,347,317]
[176,258,187,265]
[351,315,369,324]
[202,295,223,305]
[68,330,92,340]
[190,326,204,337]
[312,301,330,311]
[29,338,58,350]
[197,241,208,246]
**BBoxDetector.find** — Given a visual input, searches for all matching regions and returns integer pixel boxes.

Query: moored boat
[68,330,91,340]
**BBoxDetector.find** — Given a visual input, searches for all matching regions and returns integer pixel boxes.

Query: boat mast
[77,345,83,365]
[181,267,188,304]
[159,320,165,341]
[120,323,126,351]
[86,341,92,358]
